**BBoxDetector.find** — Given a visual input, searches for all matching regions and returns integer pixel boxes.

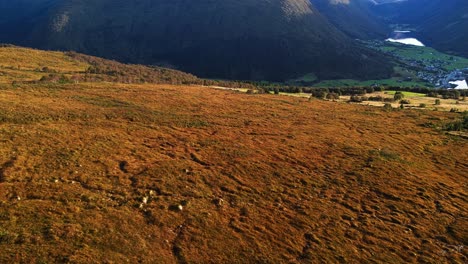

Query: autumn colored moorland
[0,46,466,263]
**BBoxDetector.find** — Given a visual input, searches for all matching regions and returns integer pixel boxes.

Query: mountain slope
[416,0,468,57]
[0,0,58,42]
[0,45,260,89]
[310,0,388,39]
[0,45,200,85]
[372,0,468,57]
[0,0,393,81]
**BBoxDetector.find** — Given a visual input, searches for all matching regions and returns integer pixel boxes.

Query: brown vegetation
[0,46,466,263]
[0,46,257,90]
[0,80,466,263]
[65,51,200,85]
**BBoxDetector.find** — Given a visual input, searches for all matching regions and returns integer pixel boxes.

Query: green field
[380,42,468,71]
[313,42,468,88]
[314,77,431,88]
[384,91,426,97]
[286,73,318,85]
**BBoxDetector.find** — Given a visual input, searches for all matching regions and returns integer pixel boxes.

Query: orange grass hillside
[0,46,256,89]
[0,47,466,263]
[0,81,466,263]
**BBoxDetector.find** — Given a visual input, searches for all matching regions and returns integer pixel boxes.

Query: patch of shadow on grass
[0,157,16,182]
[72,95,134,108]
[368,148,402,161]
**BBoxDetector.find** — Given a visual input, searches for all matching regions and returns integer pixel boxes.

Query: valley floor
[0,82,466,263]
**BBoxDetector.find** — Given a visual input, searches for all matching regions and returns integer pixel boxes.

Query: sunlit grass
[0,47,89,73]
[314,78,430,88]
[384,91,426,97]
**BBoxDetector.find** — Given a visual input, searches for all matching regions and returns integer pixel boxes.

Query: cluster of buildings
[363,40,468,89]
[437,69,468,88]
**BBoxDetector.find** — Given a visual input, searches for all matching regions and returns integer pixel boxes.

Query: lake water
[386,31,425,47]
[386,38,425,46]
[449,80,468,89]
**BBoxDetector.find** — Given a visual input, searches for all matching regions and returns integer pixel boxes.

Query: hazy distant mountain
[372,0,468,57]
[0,0,392,81]
[414,0,468,58]
[369,0,409,4]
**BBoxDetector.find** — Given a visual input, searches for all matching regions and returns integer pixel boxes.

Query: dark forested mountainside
[0,0,393,81]
[310,0,388,40]
[1,0,465,81]
[0,0,58,42]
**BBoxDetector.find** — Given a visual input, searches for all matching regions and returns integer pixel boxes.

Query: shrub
[368,96,384,102]
[435,99,441,105]
[311,90,327,99]
[445,114,468,131]
[365,87,375,93]
[383,103,393,110]
[394,92,404,101]
[400,99,411,104]
[349,95,363,103]
[326,93,340,100]
[419,103,426,108]
[39,74,71,84]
